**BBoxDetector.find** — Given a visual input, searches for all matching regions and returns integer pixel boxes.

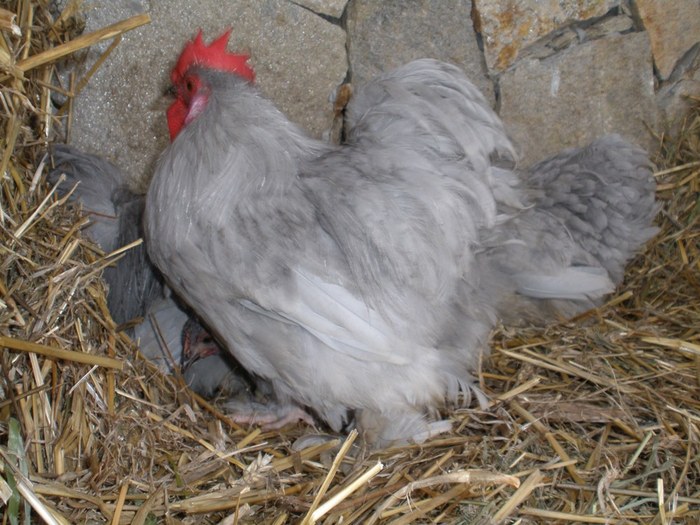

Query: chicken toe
[356,408,452,448]
[226,399,315,430]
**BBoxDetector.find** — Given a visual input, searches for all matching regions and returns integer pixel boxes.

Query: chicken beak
[150,88,175,112]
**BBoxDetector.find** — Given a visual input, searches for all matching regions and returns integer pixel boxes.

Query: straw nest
[1,3,698,524]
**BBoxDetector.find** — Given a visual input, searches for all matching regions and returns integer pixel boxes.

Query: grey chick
[181,317,250,397]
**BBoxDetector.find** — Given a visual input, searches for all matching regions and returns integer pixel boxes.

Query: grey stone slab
[657,45,700,136]
[293,0,348,18]
[346,0,493,105]
[473,0,619,72]
[499,31,658,166]
[635,0,700,80]
[519,12,634,63]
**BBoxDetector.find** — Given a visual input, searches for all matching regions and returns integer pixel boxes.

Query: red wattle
[167,99,188,141]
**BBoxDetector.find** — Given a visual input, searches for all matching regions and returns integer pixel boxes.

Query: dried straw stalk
[1,1,699,523]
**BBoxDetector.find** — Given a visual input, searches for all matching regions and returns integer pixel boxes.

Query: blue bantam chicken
[144,31,657,447]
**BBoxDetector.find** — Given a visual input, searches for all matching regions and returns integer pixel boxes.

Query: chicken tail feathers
[513,266,614,300]
[525,135,658,284]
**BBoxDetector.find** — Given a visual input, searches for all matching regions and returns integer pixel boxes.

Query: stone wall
[67,0,700,182]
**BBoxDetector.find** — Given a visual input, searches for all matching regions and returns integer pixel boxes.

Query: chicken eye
[185,78,195,93]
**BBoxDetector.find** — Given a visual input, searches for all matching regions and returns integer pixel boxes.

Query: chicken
[180,317,248,397]
[50,146,247,396]
[144,31,657,446]
[51,146,162,325]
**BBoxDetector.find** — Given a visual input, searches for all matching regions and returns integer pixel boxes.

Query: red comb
[171,30,255,84]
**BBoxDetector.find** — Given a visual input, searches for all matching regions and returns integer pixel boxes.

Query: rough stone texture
[657,46,700,135]
[346,0,493,105]
[519,11,634,63]
[499,31,657,167]
[473,0,619,71]
[71,0,347,186]
[293,0,348,19]
[634,0,700,80]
